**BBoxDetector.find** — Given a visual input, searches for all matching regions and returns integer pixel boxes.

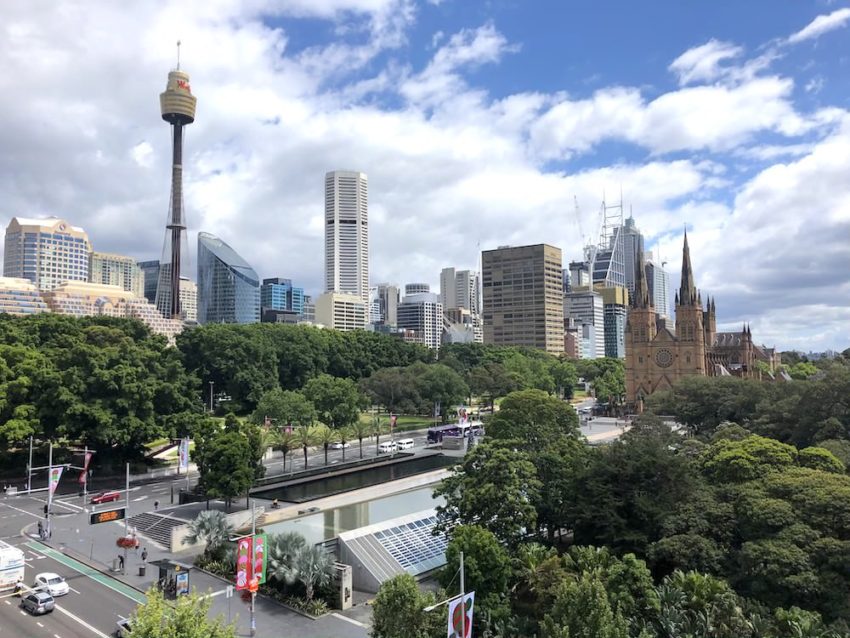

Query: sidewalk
[34,502,368,638]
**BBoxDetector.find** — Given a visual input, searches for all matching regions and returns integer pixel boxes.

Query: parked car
[330,442,351,449]
[378,441,398,454]
[91,491,121,504]
[20,592,54,615]
[33,572,69,597]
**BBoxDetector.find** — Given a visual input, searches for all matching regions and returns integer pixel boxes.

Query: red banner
[235,537,253,591]
[253,534,267,584]
[79,452,93,485]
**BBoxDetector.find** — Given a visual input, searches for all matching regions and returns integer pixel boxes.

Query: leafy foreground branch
[127,587,235,638]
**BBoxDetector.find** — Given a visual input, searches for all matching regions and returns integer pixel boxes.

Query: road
[0,539,140,638]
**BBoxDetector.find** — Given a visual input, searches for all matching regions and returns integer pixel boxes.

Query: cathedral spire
[633,246,651,308]
[679,229,697,306]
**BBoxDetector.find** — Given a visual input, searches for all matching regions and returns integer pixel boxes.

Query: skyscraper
[440,267,482,343]
[197,232,260,324]
[373,283,400,327]
[138,260,160,304]
[482,244,564,354]
[315,292,368,332]
[397,291,443,350]
[325,170,368,305]
[564,289,605,359]
[3,217,91,290]
[156,47,197,320]
[622,214,645,296]
[89,251,144,298]
[645,251,672,319]
[261,278,305,316]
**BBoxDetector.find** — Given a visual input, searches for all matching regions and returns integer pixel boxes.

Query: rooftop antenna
[176,40,181,70]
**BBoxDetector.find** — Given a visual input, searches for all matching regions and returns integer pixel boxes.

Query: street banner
[253,533,268,584]
[48,467,63,496]
[78,452,93,485]
[447,591,474,638]
[434,401,441,418]
[178,438,190,471]
[390,414,397,429]
[235,537,253,590]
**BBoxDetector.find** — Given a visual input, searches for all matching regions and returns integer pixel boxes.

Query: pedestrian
[118,554,124,571]
[37,521,43,539]
[141,547,148,563]
[154,500,159,511]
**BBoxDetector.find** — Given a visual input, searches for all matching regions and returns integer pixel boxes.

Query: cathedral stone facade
[625,233,779,406]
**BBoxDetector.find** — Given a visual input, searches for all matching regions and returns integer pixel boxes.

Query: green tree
[415,363,470,422]
[441,525,512,628]
[486,389,580,453]
[700,435,798,483]
[273,429,297,473]
[467,362,518,411]
[223,414,267,481]
[550,359,579,399]
[313,423,337,466]
[128,588,235,638]
[350,418,371,459]
[434,442,541,546]
[182,510,235,560]
[371,573,443,638]
[798,447,845,474]
[198,430,254,509]
[250,388,315,429]
[293,544,335,602]
[268,531,306,586]
[303,374,364,429]
[360,367,419,415]
[295,425,315,470]
[541,572,629,638]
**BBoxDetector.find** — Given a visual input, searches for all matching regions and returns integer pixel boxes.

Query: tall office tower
[325,170,368,305]
[179,277,198,323]
[645,251,672,318]
[374,283,399,326]
[622,214,644,296]
[315,291,368,331]
[592,198,626,288]
[562,268,571,294]
[405,283,430,295]
[261,278,305,315]
[302,295,316,323]
[568,261,590,289]
[397,291,443,349]
[564,290,605,359]
[4,217,92,291]
[482,244,564,354]
[138,260,160,303]
[156,48,197,320]
[89,252,144,298]
[197,232,260,325]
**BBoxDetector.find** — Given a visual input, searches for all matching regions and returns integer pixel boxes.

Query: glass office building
[197,232,260,324]
[260,278,304,315]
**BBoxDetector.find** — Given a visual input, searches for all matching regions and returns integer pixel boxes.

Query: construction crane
[571,196,605,289]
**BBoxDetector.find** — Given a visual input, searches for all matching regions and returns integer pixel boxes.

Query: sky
[0,0,848,351]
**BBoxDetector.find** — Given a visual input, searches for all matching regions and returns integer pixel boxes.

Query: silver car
[21,591,55,615]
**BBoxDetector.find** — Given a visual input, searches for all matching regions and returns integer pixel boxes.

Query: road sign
[90,507,126,525]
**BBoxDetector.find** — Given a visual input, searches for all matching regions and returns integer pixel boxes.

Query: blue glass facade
[197,232,260,324]
[260,278,305,315]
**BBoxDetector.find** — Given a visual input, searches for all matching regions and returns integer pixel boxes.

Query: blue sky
[0,0,848,350]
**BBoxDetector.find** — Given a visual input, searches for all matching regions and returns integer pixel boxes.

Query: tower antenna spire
[176,40,181,70]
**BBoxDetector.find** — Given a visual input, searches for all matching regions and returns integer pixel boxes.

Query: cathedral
[625,232,780,406]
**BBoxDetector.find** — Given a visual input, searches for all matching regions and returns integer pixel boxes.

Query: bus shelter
[149,559,192,599]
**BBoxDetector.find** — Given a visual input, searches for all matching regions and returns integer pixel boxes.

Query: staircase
[126,512,186,548]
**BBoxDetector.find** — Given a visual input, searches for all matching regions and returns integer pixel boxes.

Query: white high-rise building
[645,251,672,318]
[440,267,482,343]
[397,291,443,350]
[89,251,144,298]
[4,217,92,291]
[325,170,368,305]
[564,290,605,359]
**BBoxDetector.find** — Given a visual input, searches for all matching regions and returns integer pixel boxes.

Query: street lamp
[209,381,214,414]
[424,551,467,637]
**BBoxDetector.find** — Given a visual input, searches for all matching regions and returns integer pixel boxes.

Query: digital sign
[90,508,126,525]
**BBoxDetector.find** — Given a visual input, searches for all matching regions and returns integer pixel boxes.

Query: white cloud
[669,39,744,85]
[786,7,850,44]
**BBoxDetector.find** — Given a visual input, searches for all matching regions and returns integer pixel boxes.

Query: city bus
[0,540,25,591]
[427,421,484,444]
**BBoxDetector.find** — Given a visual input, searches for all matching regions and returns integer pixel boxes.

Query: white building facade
[397,292,443,349]
[325,170,369,305]
[4,217,91,291]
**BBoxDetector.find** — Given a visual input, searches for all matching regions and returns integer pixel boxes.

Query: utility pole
[209,381,214,413]
[250,499,256,637]
[124,462,130,574]
[460,550,465,638]
[26,436,33,494]
[46,443,53,538]
[82,445,88,507]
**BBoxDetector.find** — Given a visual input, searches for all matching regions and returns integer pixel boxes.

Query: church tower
[674,231,706,375]
[625,247,656,404]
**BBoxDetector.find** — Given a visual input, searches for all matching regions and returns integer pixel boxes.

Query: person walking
[154,500,159,511]
[141,547,148,563]
[118,554,125,572]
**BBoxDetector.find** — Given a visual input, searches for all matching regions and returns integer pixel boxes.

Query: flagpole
[460,550,466,638]
[82,446,88,509]
[250,499,256,637]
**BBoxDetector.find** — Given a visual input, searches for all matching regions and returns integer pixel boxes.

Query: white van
[396,439,414,451]
[378,441,397,454]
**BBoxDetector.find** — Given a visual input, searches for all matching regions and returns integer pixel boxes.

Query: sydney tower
[156,44,197,319]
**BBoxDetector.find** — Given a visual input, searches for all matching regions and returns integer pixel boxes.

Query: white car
[330,442,351,449]
[34,572,69,597]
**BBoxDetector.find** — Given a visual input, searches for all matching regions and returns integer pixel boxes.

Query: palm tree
[293,544,335,602]
[268,531,307,586]
[371,415,386,454]
[295,425,314,470]
[350,419,371,459]
[313,424,336,466]
[182,510,235,559]
[275,429,297,474]
[336,426,351,462]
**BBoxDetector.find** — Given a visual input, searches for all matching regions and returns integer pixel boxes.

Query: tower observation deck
[155,46,197,320]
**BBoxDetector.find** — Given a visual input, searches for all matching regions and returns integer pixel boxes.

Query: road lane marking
[0,502,43,519]
[132,496,148,502]
[37,621,43,627]
[54,605,110,638]
[332,612,367,628]
[69,586,81,594]
[25,541,146,605]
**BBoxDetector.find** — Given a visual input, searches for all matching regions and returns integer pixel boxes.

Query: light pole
[424,551,466,638]
[209,381,214,414]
